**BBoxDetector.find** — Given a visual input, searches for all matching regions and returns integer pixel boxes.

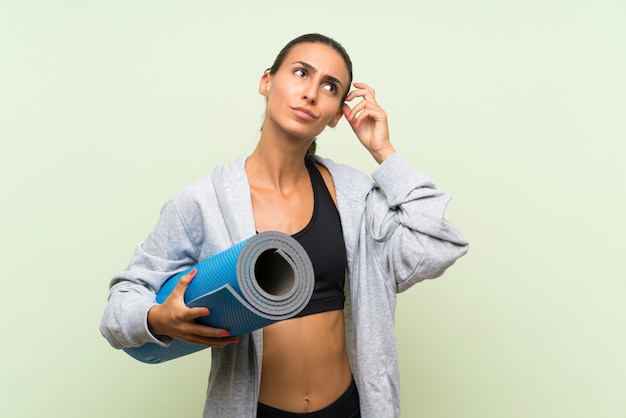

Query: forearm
[99,281,170,349]
[368,153,469,291]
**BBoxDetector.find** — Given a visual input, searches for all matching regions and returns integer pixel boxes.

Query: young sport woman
[100,33,468,417]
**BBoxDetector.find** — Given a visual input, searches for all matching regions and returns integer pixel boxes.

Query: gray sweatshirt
[100,152,469,417]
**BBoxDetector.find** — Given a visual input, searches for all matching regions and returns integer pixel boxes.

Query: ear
[327,105,345,128]
[258,72,271,97]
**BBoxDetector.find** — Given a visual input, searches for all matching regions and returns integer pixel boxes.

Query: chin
[267,114,326,141]
[283,123,325,141]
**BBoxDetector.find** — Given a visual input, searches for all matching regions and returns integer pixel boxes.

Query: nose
[302,81,317,104]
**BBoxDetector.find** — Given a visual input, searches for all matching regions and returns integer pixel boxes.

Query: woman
[100,33,468,417]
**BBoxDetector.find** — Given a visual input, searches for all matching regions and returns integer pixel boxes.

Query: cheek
[266,83,294,110]
[321,100,343,119]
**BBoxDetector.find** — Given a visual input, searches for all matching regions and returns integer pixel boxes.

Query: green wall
[1,1,624,416]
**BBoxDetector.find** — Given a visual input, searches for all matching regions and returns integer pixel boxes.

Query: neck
[246,117,316,185]
[246,132,314,191]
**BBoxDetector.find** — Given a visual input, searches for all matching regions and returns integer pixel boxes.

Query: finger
[344,94,377,121]
[169,268,197,300]
[346,82,375,102]
[356,82,376,98]
[350,108,382,129]
[185,309,232,338]
[190,306,211,319]
[348,102,385,128]
[343,103,358,124]
[345,93,380,121]
[200,336,240,348]
[346,100,368,121]
[180,333,240,347]
[184,321,232,339]
[353,81,374,92]
[342,103,352,117]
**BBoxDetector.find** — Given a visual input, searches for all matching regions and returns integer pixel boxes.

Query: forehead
[282,42,350,84]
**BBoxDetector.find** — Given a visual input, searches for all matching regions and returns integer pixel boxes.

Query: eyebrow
[291,61,344,89]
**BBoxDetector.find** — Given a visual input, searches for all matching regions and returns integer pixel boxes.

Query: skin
[147,41,396,412]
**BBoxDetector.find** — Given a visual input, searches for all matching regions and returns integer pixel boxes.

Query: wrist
[147,305,166,337]
[371,145,396,164]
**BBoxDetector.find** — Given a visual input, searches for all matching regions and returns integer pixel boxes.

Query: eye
[294,68,307,77]
[323,83,338,95]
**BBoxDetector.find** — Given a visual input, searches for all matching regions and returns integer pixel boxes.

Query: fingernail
[189,268,197,277]
[220,331,230,337]
[202,308,209,316]
[230,337,239,343]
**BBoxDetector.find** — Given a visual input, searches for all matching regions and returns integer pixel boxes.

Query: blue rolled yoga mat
[123,231,314,364]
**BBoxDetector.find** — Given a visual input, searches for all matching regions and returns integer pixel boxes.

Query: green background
[1,1,625,417]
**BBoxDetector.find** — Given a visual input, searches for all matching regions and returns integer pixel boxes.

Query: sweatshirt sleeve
[99,195,202,349]
[366,152,469,293]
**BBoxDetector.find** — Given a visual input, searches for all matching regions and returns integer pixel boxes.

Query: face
[259,42,350,140]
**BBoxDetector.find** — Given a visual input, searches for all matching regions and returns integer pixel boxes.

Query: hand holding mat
[123,231,314,364]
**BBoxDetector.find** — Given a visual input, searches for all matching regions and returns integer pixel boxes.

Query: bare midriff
[258,309,352,413]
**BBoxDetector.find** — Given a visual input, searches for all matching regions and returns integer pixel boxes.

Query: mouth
[290,106,318,120]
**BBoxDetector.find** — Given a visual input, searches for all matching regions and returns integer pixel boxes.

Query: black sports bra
[292,157,347,318]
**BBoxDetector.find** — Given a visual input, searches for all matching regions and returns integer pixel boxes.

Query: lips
[290,106,317,120]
